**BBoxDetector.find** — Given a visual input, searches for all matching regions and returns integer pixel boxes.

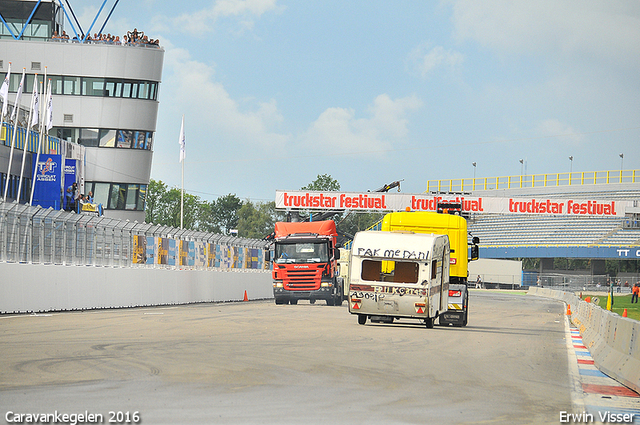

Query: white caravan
[348,231,450,328]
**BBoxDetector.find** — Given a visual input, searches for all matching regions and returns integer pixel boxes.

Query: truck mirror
[470,245,479,261]
[265,251,271,262]
[334,249,341,260]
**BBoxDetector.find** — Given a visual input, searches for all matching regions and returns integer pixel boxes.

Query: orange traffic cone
[243,290,248,302]
[622,308,627,318]
[585,296,591,303]
[566,304,572,316]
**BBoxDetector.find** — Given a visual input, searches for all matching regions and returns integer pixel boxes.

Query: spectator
[632,283,639,304]
[475,275,482,289]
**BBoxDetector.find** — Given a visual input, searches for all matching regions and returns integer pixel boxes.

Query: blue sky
[73,0,640,203]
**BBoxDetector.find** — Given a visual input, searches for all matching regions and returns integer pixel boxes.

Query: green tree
[337,211,385,240]
[145,179,168,224]
[237,201,274,239]
[301,174,340,191]
[213,194,243,234]
[144,179,202,230]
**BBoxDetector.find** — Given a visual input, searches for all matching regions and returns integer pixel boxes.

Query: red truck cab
[271,220,343,306]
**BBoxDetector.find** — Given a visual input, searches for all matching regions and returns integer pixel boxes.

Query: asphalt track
[1,291,573,425]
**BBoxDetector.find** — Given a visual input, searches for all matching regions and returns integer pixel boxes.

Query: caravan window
[361,260,419,284]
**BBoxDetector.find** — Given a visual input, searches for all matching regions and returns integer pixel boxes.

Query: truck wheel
[334,294,343,307]
[326,297,335,306]
[357,314,367,325]
[310,299,316,304]
[275,299,285,305]
[425,317,434,329]
[290,299,298,305]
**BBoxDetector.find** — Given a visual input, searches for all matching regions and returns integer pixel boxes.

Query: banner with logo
[31,154,62,209]
[275,190,628,217]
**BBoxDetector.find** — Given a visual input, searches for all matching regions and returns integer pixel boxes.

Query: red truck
[270,220,343,306]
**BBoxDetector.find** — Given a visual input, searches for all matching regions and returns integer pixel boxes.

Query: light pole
[620,153,624,182]
[519,159,524,176]
[620,153,624,170]
[472,162,477,179]
[569,156,573,173]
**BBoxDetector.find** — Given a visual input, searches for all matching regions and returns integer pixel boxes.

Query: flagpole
[17,74,38,203]
[0,62,10,190]
[181,154,184,229]
[179,114,185,229]
[30,79,51,205]
[3,68,25,202]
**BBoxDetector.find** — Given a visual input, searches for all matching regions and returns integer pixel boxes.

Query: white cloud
[449,0,640,68]
[303,94,423,154]
[161,44,290,151]
[172,0,284,36]
[536,119,584,146]
[407,42,464,77]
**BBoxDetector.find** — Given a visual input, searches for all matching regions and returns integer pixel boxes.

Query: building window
[6,74,158,101]
[78,128,99,146]
[50,75,63,95]
[86,182,147,211]
[92,182,110,207]
[64,76,81,95]
[99,129,116,147]
[53,127,154,150]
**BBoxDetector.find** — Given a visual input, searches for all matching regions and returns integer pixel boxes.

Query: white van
[348,231,450,328]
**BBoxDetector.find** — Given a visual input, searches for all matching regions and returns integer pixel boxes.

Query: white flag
[0,63,10,118]
[10,68,25,123]
[178,115,185,162]
[30,75,39,128]
[45,80,53,131]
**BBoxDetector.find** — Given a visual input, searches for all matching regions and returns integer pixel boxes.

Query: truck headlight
[273,281,283,288]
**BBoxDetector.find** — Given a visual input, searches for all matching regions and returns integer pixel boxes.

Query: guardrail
[528,287,640,393]
[426,169,640,193]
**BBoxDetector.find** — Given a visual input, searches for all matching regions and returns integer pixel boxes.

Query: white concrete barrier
[0,263,273,314]
[528,287,640,393]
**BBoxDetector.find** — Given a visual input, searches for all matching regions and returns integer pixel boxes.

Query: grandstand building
[427,170,640,285]
[0,0,164,222]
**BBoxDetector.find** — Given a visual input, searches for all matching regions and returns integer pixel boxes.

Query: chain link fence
[0,201,269,270]
[535,273,639,293]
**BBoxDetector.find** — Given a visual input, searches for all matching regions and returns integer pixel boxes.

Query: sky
[71,0,640,203]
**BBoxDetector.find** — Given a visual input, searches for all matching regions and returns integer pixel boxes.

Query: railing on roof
[426,169,640,193]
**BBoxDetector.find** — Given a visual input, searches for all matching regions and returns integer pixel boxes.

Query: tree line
[144,174,384,243]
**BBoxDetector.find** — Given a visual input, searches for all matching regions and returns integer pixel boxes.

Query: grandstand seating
[467,214,633,247]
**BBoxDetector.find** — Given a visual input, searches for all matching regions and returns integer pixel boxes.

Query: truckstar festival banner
[275,190,628,217]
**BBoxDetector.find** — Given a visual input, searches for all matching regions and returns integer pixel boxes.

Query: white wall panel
[0,263,272,313]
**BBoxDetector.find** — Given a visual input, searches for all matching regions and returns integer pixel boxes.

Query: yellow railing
[426,170,640,193]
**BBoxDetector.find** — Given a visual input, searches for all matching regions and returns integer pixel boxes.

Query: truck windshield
[275,242,329,264]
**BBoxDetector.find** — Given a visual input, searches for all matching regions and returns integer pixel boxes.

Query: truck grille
[283,268,322,290]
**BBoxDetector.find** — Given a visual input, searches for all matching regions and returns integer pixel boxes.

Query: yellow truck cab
[348,231,450,328]
[380,211,478,326]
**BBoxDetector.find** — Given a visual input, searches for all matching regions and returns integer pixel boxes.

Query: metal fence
[536,273,639,293]
[0,200,269,270]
